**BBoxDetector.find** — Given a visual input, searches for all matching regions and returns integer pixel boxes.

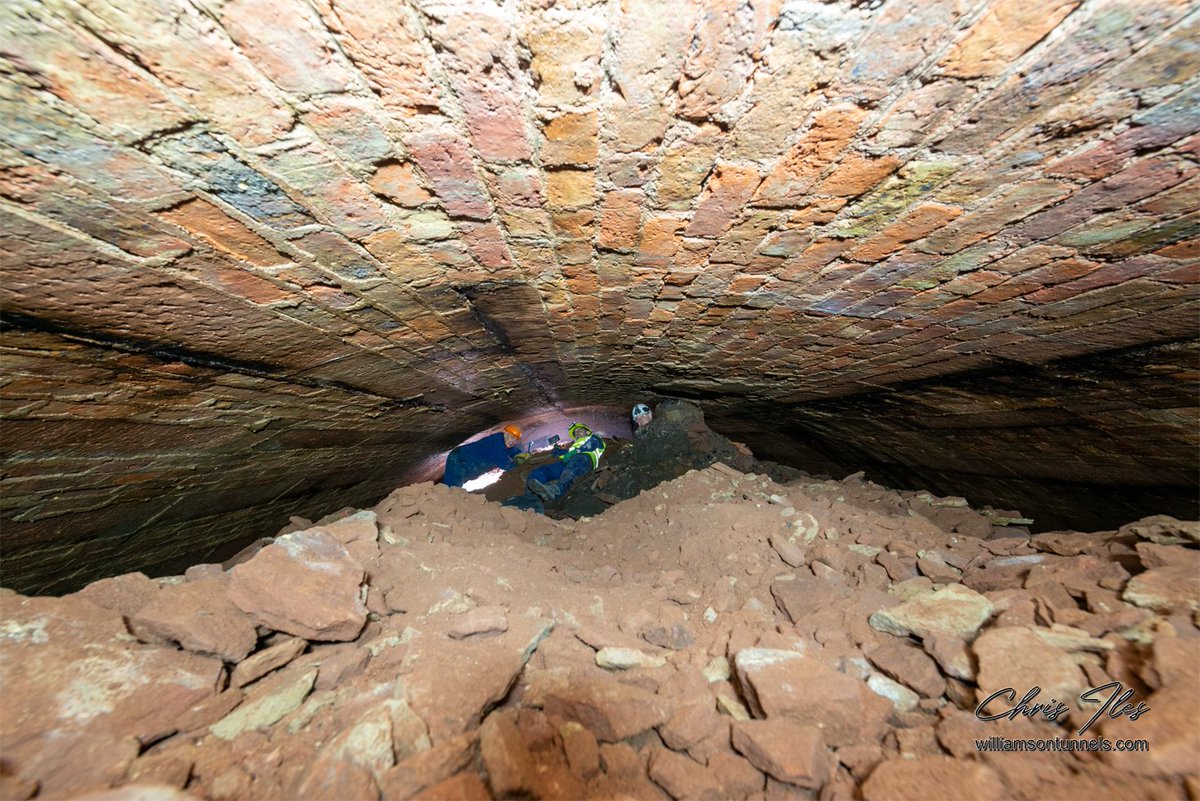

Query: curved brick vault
[0,0,1197,594]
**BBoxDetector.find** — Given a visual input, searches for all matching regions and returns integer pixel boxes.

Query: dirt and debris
[1,414,1198,800]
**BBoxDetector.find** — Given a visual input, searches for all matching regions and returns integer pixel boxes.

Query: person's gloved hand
[513,452,531,465]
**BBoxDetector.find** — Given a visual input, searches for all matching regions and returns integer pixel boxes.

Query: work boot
[528,478,555,500]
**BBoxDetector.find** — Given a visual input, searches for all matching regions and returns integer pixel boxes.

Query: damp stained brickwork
[0,0,1197,593]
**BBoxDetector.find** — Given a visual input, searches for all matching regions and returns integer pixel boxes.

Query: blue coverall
[443,432,522,488]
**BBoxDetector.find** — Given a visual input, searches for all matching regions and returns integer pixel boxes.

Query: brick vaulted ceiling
[0,0,1197,593]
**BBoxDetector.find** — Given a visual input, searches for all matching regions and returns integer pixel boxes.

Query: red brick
[1154,239,1200,261]
[637,216,686,268]
[677,0,781,122]
[201,263,294,305]
[657,125,725,210]
[597,190,643,252]
[754,105,867,207]
[939,0,1081,78]
[523,10,605,111]
[456,84,531,163]
[310,0,440,112]
[922,181,1075,254]
[2,10,190,141]
[80,2,296,144]
[777,240,853,282]
[835,0,963,101]
[541,113,599,167]
[159,199,285,267]
[218,0,358,96]
[546,170,597,210]
[405,128,492,219]
[369,162,433,208]
[817,154,902,198]
[846,203,963,262]
[685,163,762,238]
[457,222,512,271]
[607,0,697,151]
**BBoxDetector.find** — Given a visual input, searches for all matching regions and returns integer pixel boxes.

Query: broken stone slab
[69,572,161,619]
[0,594,224,797]
[1123,563,1200,613]
[411,772,489,800]
[479,708,537,798]
[869,584,993,640]
[447,606,508,639]
[380,733,475,800]
[574,623,647,652]
[596,646,667,670]
[973,627,1088,715]
[72,785,197,801]
[768,534,805,567]
[404,615,554,742]
[1102,677,1200,778]
[541,677,671,741]
[311,642,370,691]
[319,510,379,545]
[231,637,307,687]
[641,623,693,650]
[866,641,945,698]
[227,530,367,641]
[866,673,919,713]
[770,576,849,623]
[916,552,961,583]
[659,699,724,750]
[1030,623,1115,653]
[922,634,975,681]
[128,578,259,663]
[290,755,378,801]
[862,757,1005,801]
[732,719,830,788]
[210,668,317,740]
[321,703,401,779]
[1120,515,1200,546]
[648,746,731,800]
[733,648,891,748]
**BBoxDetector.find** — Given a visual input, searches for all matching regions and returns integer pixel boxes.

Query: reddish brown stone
[541,677,670,742]
[732,719,830,788]
[227,530,367,641]
[129,577,259,663]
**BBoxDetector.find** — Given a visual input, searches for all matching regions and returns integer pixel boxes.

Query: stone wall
[1,0,1197,592]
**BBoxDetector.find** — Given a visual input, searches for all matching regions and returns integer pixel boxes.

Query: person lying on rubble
[525,422,606,501]
[442,424,526,488]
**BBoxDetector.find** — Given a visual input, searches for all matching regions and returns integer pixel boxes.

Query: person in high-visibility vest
[442,424,526,488]
[525,422,606,501]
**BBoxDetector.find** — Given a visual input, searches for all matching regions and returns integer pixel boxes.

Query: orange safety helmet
[502,424,523,439]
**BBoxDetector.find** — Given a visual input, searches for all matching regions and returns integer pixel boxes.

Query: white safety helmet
[632,403,651,421]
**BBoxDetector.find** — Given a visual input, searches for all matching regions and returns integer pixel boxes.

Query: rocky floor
[2,462,1199,800]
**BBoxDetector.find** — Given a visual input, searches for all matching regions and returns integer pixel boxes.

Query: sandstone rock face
[228,530,367,641]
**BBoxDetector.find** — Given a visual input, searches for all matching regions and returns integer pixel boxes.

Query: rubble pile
[2,464,1198,800]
